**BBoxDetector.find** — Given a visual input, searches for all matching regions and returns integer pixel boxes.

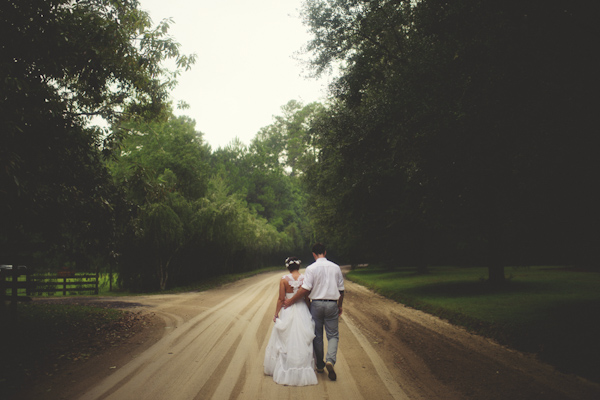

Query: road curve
[75,269,599,400]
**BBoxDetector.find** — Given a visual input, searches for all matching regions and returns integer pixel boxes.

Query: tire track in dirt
[71,269,600,400]
[80,274,274,399]
[78,271,404,400]
[340,275,600,400]
[343,312,409,399]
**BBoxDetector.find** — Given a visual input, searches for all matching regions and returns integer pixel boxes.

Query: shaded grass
[346,265,600,383]
[0,303,124,397]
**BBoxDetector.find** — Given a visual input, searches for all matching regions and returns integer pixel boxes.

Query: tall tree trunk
[486,212,505,285]
[158,259,169,291]
[482,188,506,285]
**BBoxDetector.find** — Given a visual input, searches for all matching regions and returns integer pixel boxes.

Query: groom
[284,243,345,381]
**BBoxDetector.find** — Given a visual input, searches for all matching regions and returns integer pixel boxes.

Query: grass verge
[102,265,283,296]
[346,265,600,383]
[154,266,283,295]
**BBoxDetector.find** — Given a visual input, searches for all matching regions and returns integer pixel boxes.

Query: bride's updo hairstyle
[285,257,301,272]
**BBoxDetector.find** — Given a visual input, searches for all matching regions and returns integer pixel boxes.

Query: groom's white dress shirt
[301,257,345,300]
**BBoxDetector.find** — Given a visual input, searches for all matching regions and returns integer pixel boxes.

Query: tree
[264,100,326,177]
[107,115,210,290]
[109,116,210,203]
[300,0,428,266]
[210,101,323,257]
[139,202,184,291]
[300,0,599,280]
[0,0,195,268]
[192,176,283,275]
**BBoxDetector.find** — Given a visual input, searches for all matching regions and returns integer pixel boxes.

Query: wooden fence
[29,271,100,296]
[1,270,99,298]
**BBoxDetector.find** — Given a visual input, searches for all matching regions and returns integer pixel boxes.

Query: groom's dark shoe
[325,361,336,381]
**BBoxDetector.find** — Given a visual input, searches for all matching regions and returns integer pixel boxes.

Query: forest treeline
[1,0,598,291]
[107,103,321,291]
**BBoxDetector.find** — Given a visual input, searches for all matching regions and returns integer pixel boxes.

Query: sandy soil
[13,268,600,400]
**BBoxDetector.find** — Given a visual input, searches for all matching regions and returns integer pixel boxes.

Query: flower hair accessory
[285,257,301,268]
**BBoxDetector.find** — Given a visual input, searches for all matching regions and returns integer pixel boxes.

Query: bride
[264,257,317,386]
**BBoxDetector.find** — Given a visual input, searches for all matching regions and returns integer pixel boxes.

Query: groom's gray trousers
[310,299,339,368]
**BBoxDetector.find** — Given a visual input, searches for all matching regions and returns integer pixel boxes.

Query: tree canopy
[1,0,194,268]
[299,0,599,281]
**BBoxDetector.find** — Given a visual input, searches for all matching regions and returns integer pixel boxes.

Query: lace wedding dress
[264,274,317,386]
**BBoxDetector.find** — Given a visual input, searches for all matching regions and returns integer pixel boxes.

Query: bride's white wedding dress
[264,274,317,386]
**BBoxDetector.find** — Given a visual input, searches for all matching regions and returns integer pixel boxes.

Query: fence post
[11,271,18,322]
[26,272,31,296]
[0,271,6,317]
[63,277,67,296]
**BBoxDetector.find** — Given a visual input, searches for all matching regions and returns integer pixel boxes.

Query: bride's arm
[273,279,286,322]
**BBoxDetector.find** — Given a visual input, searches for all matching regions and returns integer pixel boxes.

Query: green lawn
[346,265,600,383]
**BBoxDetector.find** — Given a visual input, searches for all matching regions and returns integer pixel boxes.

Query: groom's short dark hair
[312,243,326,255]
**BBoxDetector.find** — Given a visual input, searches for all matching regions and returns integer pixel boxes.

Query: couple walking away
[264,243,345,386]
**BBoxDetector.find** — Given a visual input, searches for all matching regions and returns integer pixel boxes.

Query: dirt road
[19,269,600,399]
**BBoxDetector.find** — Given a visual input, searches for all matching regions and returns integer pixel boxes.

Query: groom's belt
[313,299,337,302]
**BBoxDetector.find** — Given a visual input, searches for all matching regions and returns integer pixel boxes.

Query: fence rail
[1,271,99,298]
[29,273,99,296]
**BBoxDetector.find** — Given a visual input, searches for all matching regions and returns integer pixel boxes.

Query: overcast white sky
[138,0,331,150]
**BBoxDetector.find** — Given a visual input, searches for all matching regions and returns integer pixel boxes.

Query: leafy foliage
[0,0,194,270]
[109,114,301,291]
[300,0,599,278]
[211,101,324,257]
